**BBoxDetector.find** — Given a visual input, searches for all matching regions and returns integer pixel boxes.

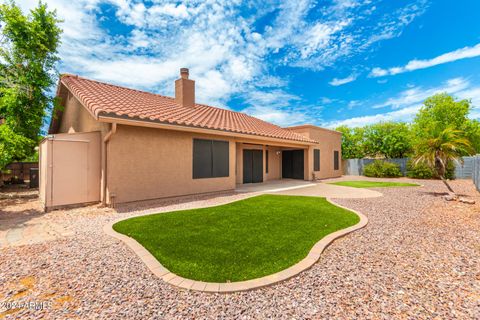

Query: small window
[314,149,320,171]
[193,139,229,179]
[266,150,269,174]
[334,150,339,170]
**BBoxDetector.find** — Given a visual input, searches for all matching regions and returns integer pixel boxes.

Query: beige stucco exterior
[287,125,342,180]
[105,125,237,204]
[44,84,342,208]
[58,93,108,135]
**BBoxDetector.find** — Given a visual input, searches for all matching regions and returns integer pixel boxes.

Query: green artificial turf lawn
[330,181,419,188]
[113,194,359,282]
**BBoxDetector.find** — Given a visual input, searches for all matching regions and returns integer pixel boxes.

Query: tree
[362,122,413,158]
[0,1,62,169]
[413,127,474,193]
[336,125,365,159]
[463,119,480,153]
[412,93,480,153]
[0,125,34,169]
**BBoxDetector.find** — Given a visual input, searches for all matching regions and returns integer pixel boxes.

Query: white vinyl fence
[343,156,476,179]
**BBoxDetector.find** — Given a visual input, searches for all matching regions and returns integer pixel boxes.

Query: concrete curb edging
[103,198,368,293]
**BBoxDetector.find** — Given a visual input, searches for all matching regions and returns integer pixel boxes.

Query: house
[39,68,341,210]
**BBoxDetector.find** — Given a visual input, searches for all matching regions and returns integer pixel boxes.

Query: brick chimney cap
[180,68,189,78]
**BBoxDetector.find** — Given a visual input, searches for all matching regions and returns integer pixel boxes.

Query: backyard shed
[39,132,101,210]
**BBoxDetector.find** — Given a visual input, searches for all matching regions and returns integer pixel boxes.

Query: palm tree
[413,127,474,194]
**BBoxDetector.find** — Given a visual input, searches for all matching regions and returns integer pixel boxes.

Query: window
[334,150,339,170]
[193,139,229,179]
[266,150,269,173]
[314,149,320,171]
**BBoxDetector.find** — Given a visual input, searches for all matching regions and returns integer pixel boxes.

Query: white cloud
[370,67,388,77]
[329,74,357,86]
[15,0,429,126]
[149,3,189,19]
[372,77,469,109]
[240,89,308,126]
[325,105,420,128]
[325,77,480,128]
[243,105,308,127]
[299,20,350,59]
[263,0,313,52]
[348,100,360,109]
[290,0,427,70]
[370,43,480,77]
[362,1,427,47]
[129,29,150,49]
[320,97,334,104]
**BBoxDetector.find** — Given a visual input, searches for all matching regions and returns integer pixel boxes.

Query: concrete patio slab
[235,179,316,193]
[272,181,383,198]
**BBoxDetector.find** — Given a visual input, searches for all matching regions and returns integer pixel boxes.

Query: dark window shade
[193,139,229,179]
[193,139,212,178]
[314,149,320,171]
[266,150,269,173]
[334,150,339,170]
[212,140,229,177]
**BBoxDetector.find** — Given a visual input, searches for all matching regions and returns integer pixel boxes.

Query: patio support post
[306,146,315,181]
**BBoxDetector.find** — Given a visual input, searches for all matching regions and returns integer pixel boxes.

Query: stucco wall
[106,125,237,204]
[288,126,342,180]
[57,94,107,134]
[266,146,282,181]
[235,144,282,184]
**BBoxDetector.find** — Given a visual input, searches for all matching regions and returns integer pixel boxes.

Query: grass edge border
[328,181,421,188]
[103,197,368,293]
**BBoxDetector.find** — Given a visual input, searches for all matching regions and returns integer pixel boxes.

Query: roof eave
[97,114,318,146]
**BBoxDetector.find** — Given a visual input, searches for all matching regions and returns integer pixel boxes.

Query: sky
[15,0,480,129]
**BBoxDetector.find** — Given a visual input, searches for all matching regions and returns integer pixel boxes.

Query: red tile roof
[59,75,317,144]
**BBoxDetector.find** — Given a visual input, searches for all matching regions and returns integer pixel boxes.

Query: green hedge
[363,160,402,178]
[406,160,455,179]
[406,160,433,179]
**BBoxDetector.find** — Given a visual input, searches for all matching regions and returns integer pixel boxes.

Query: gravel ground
[1,179,479,319]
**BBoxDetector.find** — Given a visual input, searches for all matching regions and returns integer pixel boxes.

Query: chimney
[175,68,195,107]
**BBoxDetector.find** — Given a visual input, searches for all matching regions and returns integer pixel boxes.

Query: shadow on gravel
[0,186,44,231]
[0,208,45,231]
[420,191,469,197]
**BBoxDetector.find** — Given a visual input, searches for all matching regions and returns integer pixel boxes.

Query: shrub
[406,160,456,179]
[406,160,433,179]
[363,160,402,178]
[445,160,456,180]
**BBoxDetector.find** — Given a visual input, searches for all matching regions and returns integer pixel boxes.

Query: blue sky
[18,0,480,128]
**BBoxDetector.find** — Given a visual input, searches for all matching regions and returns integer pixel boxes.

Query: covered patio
[235,141,310,185]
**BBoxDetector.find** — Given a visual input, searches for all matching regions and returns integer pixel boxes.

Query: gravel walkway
[1,180,479,319]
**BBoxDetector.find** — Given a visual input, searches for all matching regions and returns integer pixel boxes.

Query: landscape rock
[458,197,475,204]
[443,195,457,201]
[0,179,479,319]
